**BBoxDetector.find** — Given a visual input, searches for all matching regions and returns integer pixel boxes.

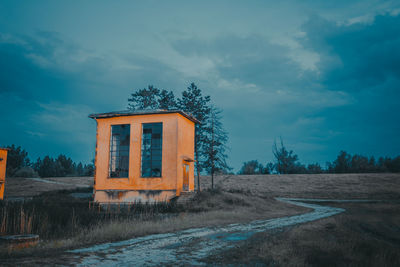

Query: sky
[1,0,399,171]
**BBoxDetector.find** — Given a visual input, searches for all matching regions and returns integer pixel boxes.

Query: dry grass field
[199,173,400,266]
[200,173,400,199]
[5,173,399,199]
[4,177,93,199]
[1,173,399,266]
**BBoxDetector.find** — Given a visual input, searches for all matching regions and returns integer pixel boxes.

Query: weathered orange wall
[93,112,195,202]
[0,148,8,200]
[176,115,195,195]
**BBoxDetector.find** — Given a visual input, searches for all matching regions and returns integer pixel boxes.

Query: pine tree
[177,82,211,191]
[5,144,30,177]
[273,138,305,174]
[55,154,75,176]
[128,86,177,110]
[158,89,177,109]
[76,162,84,176]
[38,156,56,177]
[84,163,94,176]
[127,85,160,110]
[202,106,231,188]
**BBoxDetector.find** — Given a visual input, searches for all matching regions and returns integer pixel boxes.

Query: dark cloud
[301,14,400,90]
[0,33,100,162]
[0,32,190,163]
[297,13,400,158]
[0,32,78,101]
[171,34,343,167]
[172,35,316,90]
[169,13,400,168]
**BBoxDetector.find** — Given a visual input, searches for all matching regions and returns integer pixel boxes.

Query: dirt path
[69,198,371,266]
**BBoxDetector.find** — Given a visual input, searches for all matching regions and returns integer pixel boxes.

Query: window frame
[108,124,130,179]
[141,122,163,178]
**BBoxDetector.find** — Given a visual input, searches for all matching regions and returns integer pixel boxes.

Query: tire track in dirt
[69,198,375,266]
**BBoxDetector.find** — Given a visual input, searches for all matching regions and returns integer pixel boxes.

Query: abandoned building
[89,109,198,203]
[0,148,8,200]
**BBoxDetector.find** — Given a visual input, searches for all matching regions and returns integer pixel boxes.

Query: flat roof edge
[88,110,200,124]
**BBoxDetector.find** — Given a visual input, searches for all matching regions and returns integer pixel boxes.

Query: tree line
[128,83,231,189]
[238,139,400,174]
[5,82,399,179]
[3,144,94,178]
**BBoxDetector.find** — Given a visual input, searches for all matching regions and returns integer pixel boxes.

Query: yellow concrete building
[89,110,198,203]
[0,148,8,200]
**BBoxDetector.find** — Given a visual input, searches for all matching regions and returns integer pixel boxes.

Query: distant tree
[273,138,305,174]
[55,154,75,176]
[178,82,211,191]
[202,106,231,188]
[324,151,400,173]
[329,151,352,173]
[37,156,56,177]
[4,144,30,177]
[307,163,323,174]
[380,156,400,173]
[350,154,370,173]
[83,163,94,176]
[76,162,84,176]
[264,162,275,174]
[377,156,390,172]
[4,144,95,178]
[238,160,264,175]
[32,158,42,174]
[389,156,400,172]
[367,156,377,172]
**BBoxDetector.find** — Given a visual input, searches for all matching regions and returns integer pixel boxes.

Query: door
[182,163,189,191]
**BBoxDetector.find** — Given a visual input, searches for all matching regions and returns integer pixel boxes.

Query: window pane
[109,124,130,178]
[141,123,162,177]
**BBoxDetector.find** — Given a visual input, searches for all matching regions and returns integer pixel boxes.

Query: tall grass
[0,188,181,240]
[0,205,35,235]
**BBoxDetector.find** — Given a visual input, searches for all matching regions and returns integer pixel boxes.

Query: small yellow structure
[89,110,198,203]
[0,148,9,200]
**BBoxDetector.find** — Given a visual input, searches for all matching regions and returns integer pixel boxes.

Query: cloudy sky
[1,1,399,171]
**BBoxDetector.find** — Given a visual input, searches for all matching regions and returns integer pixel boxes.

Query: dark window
[141,123,162,177]
[109,124,130,178]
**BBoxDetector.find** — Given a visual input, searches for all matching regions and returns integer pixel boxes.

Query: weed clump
[186,188,249,212]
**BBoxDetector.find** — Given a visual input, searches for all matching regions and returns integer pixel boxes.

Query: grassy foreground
[1,173,399,265]
[0,186,305,259]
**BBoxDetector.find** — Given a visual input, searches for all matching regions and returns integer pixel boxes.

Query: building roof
[88,109,200,124]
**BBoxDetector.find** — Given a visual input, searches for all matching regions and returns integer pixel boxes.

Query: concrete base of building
[94,189,178,203]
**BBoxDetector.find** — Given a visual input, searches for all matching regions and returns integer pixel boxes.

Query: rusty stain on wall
[104,190,128,200]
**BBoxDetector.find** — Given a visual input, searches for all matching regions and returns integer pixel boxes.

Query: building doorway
[182,163,189,191]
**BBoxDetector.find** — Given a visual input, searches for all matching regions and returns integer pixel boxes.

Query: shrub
[13,167,39,178]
